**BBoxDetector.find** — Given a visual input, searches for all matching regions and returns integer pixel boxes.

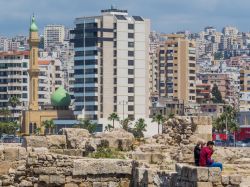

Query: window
[128,33,134,38]
[128,115,134,120]
[128,51,134,57]
[128,24,134,29]
[114,87,117,94]
[128,78,134,84]
[128,96,134,102]
[128,60,134,66]
[113,68,117,75]
[128,69,134,75]
[128,42,134,48]
[128,87,134,93]
[113,59,117,66]
[128,105,134,111]
[114,78,117,84]
[114,50,117,57]
[114,96,117,103]
[189,56,195,61]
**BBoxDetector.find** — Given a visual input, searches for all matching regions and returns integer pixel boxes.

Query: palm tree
[0,108,11,122]
[104,124,113,132]
[133,118,147,139]
[78,119,96,133]
[8,96,21,108]
[152,114,166,134]
[42,119,55,135]
[120,118,132,131]
[8,96,21,122]
[108,113,120,128]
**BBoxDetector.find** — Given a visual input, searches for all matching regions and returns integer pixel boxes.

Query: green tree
[8,96,21,108]
[213,106,239,133]
[120,118,132,131]
[152,114,166,134]
[0,122,18,137]
[133,118,147,139]
[78,119,96,133]
[0,108,11,122]
[42,119,55,135]
[211,84,223,103]
[108,113,120,128]
[105,124,113,132]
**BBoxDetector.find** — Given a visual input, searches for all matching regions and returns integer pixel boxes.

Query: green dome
[51,86,71,107]
[30,16,38,32]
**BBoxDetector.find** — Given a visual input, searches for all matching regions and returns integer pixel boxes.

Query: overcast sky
[1,0,250,36]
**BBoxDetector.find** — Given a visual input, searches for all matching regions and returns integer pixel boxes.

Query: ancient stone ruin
[0,116,248,186]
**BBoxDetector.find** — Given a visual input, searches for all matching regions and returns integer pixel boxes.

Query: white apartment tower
[71,7,150,124]
[44,25,65,48]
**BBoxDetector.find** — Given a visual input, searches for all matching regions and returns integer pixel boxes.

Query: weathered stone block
[221,175,229,185]
[0,161,12,175]
[4,147,18,161]
[191,167,209,182]
[65,183,78,187]
[93,182,108,187]
[46,135,67,149]
[229,175,242,185]
[19,180,33,187]
[195,182,213,187]
[22,136,48,148]
[39,175,50,184]
[208,167,221,183]
[49,175,65,185]
[73,159,133,176]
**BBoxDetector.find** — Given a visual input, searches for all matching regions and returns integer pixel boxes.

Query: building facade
[158,34,196,103]
[70,7,150,123]
[44,25,65,49]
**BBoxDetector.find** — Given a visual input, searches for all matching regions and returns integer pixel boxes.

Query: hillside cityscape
[0,4,250,187]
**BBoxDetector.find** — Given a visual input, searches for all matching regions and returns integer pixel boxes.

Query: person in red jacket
[199,141,223,171]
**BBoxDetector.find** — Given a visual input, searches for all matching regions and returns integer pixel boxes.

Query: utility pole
[119,100,128,120]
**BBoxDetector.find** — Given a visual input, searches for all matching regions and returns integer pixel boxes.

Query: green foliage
[0,108,11,121]
[108,113,120,128]
[132,118,147,139]
[78,119,96,133]
[211,84,223,103]
[35,128,41,135]
[42,119,55,135]
[88,147,125,159]
[152,114,166,134]
[104,124,114,132]
[8,96,21,108]
[213,106,239,133]
[0,122,18,137]
[120,118,132,131]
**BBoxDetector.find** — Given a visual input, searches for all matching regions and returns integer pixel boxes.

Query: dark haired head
[207,141,214,146]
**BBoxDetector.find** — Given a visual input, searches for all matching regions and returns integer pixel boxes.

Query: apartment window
[114,105,117,112]
[113,23,117,29]
[114,41,117,48]
[189,56,195,61]
[113,59,117,66]
[128,24,134,29]
[128,42,134,48]
[113,68,117,75]
[114,87,117,94]
[114,78,117,84]
[189,70,195,74]
[174,57,178,60]
[128,115,134,120]
[128,87,134,93]
[114,50,117,57]
[128,69,134,75]
[114,96,117,103]
[128,33,134,38]
[128,60,134,66]
[128,51,134,57]
[128,105,134,111]
[128,96,134,102]
[128,78,134,84]
[189,63,195,67]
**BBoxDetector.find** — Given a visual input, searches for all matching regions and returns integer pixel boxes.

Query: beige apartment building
[71,7,150,125]
[158,34,196,103]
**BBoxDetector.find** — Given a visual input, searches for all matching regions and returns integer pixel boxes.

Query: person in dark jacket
[199,141,223,171]
[194,140,205,166]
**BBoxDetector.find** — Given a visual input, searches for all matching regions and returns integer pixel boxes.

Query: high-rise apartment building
[158,34,196,103]
[70,7,150,123]
[0,51,65,121]
[44,25,65,49]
